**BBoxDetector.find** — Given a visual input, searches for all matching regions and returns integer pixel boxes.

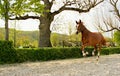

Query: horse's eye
[76,25,78,28]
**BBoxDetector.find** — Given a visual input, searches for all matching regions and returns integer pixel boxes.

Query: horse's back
[89,32,106,46]
[97,32,106,45]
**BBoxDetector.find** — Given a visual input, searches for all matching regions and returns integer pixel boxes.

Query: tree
[109,0,120,21]
[96,0,120,32]
[95,11,119,32]
[114,31,120,46]
[0,0,10,40]
[10,0,104,47]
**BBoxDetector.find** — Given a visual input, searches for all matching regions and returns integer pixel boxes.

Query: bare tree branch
[98,13,120,32]
[52,0,104,16]
[51,0,55,5]
[109,0,120,21]
[99,28,118,32]
[9,14,40,20]
[94,8,120,32]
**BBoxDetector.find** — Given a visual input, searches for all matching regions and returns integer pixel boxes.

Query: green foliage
[28,0,45,14]
[51,33,81,47]
[16,30,39,47]
[0,41,18,64]
[10,0,28,16]
[15,48,82,62]
[0,0,44,18]
[102,47,120,55]
[0,28,38,47]
[114,31,120,46]
[10,0,44,16]
[0,32,4,40]
[1,44,120,64]
[15,47,120,63]
[0,0,10,18]
[51,33,63,47]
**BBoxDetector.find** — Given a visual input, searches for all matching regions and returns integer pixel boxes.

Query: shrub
[0,45,120,64]
[16,48,83,62]
[15,47,120,63]
[0,41,18,64]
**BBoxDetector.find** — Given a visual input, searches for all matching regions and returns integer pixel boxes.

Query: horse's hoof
[92,52,95,56]
[96,59,98,61]
[83,53,86,57]
[86,52,89,55]
[96,58,99,61]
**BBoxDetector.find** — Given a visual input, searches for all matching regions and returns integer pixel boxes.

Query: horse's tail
[101,38,106,46]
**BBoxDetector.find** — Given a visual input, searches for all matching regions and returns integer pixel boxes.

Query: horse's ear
[76,21,78,24]
[79,19,81,23]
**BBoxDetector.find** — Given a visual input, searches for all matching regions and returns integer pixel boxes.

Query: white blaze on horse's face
[76,20,83,33]
[76,21,80,34]
[76,24,79,29]
[76,21,82,29]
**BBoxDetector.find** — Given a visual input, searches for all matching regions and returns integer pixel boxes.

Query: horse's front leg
[81,45,86,57]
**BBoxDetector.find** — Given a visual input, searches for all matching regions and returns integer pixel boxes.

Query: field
[0,54,120,76]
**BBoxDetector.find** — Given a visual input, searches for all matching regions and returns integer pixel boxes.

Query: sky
[0,0,120,37]
[0,19,39,31]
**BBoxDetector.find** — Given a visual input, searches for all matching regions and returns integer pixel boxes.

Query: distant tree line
[1,27,120,47]
[0,28,82,47]
[0,28,39,48]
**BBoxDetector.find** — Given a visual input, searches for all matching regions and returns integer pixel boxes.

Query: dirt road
[0,54,120,76]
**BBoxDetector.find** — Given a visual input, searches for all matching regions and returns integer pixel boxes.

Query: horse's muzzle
[76,31,78,34]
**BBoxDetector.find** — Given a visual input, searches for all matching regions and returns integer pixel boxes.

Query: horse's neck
[81,26,91,37]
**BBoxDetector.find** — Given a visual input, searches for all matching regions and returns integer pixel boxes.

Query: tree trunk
[5,18,9,41]
[38,14,53,47]
[38,23,51,47]
[5,0,9,41]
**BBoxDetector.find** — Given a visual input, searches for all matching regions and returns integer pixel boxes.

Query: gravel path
[0,54,120,76]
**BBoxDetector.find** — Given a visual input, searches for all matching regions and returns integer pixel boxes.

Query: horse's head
[76,19,83,34]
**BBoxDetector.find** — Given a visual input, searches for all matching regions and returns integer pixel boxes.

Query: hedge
[0,41,18,64]
[15,47,120,63]
[16,48,83,63]
[0,41,120,64]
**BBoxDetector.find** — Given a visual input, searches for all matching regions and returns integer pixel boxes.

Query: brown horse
[76,20,106,60]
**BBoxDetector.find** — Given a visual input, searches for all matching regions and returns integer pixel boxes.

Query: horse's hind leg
[96,45,101,61]
[92,45,97,56]
[96,51,100,61]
